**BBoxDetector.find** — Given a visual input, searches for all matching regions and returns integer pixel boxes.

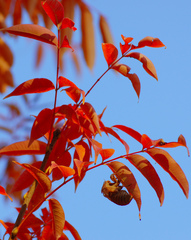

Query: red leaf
[100,148,115,161]
[49,198,65,240]
[126,52,158,80]
[0,140,47,156]
[105,127,129,154]
[12,161,42,192]
[147,148,189,198]
[138,36,166,48]
[30,108,53,145]
[102,43,118,66]
[89,138,102,164]
[107,161,141,215]
[0,185,13,201]
[60,17,77,31]
[58,76,78,88]
[113,125,142,143]
[65,87,81,103]
[60,35,74,51]
[14,161,51,193]
[4,78,55,99]
[120,35,134,55]
[1,24,58,46]
[49,161,75,178]
[41,0,64,28]
[80,102,101,136]
[141,134,153,149]
[64,221,81,240]
[126,154,164,206]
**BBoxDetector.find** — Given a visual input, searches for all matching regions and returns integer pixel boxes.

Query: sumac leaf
[147,148,189,198]
[1,24,58,46]
[49,198,65,240]
[126,154,164,206]
[107,161,141,214]
[102,43,118,67]
[113,125,142,143]
[0,140,47,156]
[30,108,53,145]
[49,161,75,179]
[80,3,95,69]
[41,0,64,28]
[0,185,13,201]
[4,78,55,99]
[99,15,113,44]
[14,161,51,193]
[80,102,101,136]
[64,221,82,240]
[126,52,158,80]
[138,36,165,48]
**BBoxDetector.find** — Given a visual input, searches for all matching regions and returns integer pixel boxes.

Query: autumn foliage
[0,0,189,239]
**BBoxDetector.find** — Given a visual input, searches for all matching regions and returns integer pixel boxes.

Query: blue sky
[1,0,191,239]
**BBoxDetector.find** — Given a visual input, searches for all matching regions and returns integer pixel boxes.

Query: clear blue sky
[1,0,191,239]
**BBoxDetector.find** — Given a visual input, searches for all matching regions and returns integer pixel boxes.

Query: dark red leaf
[1,24,58,46]
[0,140,47,156]
[30,108,53,145]
[102,43,118,66]
[147,148,189,198]
[4,78,55,99]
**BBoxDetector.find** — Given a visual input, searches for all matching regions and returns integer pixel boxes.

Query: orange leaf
[147,148,189,198]
[14,161,51,193]
[41,0,64,28]
[80,102,101,136]
[112,64,131,76]
[125,73,141,98]
[89,138,102,164]
[49,198,65,240]
[12,161,42,192]
[100,148,115,161]
[113,125,142,143]
[120,35,134,55]
[0,140,47,156]
[0,185,13,201]
[65,87,81,103]
[1,24,58,46]
[80,3,95,70]
[102,43,118,66]
[138,36,166,48]
[107,161,141,214]
[30,108,53,145]
[49,161,75,178]
[126,154,164,206]
[4,78,55,99]
[64,221,82,240]
[126,52,158,80]
[178,134,190,156]
[60,35,74,51]
[99,15,113,44]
